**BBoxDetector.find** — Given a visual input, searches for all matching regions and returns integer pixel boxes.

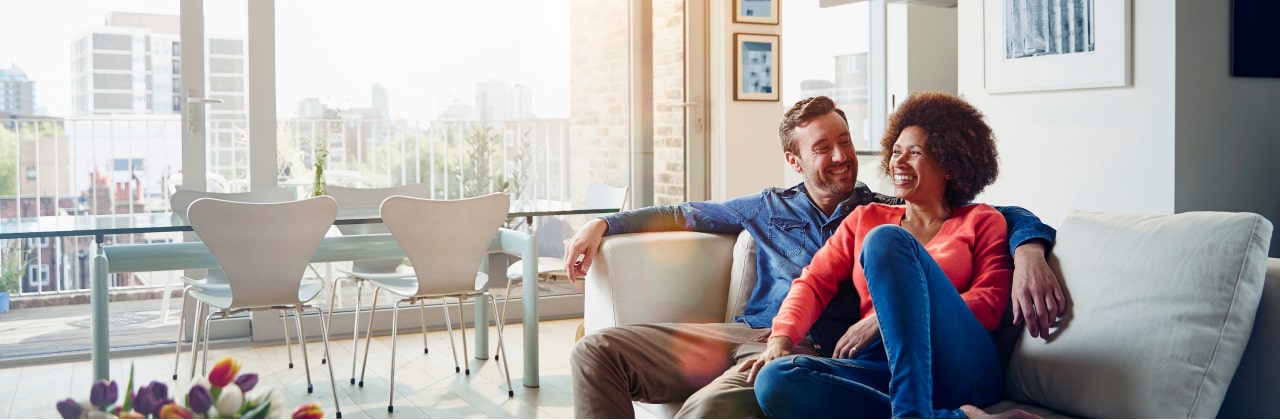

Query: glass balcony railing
[0,116,572,298]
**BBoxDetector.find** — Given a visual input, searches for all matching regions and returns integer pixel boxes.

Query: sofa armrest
[583,231,738,334]
[1219,257,1280,418]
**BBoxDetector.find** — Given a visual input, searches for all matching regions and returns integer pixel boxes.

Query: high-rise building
[69,12,245,118]
[68,12,248,195]
[0,64,37,116]
[476,80,532,121]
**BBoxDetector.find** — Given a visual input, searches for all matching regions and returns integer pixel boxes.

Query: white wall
[1172,1,1280,256]
[709,0,786,201]
[957,0,1178,227]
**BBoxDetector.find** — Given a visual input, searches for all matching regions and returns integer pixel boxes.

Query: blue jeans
[756,225,1004,418]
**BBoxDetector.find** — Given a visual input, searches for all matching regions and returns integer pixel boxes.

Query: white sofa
[583,210,1278,418]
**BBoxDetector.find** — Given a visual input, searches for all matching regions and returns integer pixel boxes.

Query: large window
[782,0,872,152]
[0,0,700,361]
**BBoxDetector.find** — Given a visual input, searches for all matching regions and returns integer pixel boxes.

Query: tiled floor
[1,317,582,419]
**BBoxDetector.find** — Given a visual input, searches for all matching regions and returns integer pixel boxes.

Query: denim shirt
[600,182,1056,350]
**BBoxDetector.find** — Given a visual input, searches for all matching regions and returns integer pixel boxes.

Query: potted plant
[0,242,27,313]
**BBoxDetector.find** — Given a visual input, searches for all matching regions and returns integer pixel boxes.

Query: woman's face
[889,126,948,204]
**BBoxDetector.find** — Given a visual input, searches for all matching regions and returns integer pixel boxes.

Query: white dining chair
[186,196,343,418]
[500,182,628,324]
[322,183,429,384]
[358,193,514,413]
[168,187,307,380]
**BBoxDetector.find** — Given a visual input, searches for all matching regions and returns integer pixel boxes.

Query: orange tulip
[207,356,241,388]
[159,403,194,419]
[291,402,324,419]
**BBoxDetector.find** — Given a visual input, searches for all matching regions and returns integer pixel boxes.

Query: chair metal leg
[497,278,516,362]
[441,298,461,373]
[387,300,402,413]
[418,299,429,354]
[487,293,514,397]
[282,309,294,369]
[294,307,315,394]
[457,295,470,375]
[350,279,364,384]
[172,286,192,380]
[200,309,215,376]
[310,304,343,419]
[189,301,205,379]
[358,289,381,388]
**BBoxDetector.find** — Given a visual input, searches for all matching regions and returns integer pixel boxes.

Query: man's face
[785,111,858,198]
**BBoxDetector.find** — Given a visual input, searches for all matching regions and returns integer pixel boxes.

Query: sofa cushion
[1004,211,1273,418]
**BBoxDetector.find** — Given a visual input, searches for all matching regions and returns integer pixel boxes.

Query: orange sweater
[771,203,1012,345]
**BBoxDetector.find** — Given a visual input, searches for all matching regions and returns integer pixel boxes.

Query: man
[566,96,1065,418]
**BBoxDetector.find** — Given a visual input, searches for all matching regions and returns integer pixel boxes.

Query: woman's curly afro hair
[879,91,999,207]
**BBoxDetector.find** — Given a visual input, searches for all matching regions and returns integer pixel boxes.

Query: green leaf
[122,363,135,413]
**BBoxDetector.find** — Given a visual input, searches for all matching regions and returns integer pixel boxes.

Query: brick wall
[568,0,687,208]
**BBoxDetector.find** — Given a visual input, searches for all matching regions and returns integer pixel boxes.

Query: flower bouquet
[56,356,324,419]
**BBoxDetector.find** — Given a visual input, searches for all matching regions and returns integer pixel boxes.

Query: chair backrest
[380,193,510,296]
[327,184,430,272]
[170,187,297,218]
[326,184,430,236]
[171,187,299,281]
[187,196,337,308]
[584,182,628,211]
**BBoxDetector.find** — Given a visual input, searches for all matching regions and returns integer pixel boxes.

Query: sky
[0,0,571,119]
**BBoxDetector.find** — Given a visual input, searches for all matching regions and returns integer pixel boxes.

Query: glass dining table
[0,201,617,388]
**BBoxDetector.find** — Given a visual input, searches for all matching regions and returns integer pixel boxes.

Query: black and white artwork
[742,41,773,94]
[1004,0,1095,59]
[984,0,1129,93]
[735,0,778,25]
[735,33,779,101]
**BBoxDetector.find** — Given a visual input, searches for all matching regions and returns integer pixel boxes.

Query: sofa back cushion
[1004,211,1273,418]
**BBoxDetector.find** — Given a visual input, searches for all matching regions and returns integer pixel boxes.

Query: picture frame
[983,0,1131,93]
[734,33,780,101]
[734,0,778,25]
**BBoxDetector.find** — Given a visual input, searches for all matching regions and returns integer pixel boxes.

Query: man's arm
[993,205,1065,341]
[564,199,754,279]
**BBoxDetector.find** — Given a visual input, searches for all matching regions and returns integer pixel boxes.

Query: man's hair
[778,96,847,155]
[879,91,999,207]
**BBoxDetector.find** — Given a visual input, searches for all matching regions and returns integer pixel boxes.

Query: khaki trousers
[570,322,818,418]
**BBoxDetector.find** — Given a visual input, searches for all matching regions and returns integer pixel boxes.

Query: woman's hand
[833,314,881,359]
[739,336,793,384]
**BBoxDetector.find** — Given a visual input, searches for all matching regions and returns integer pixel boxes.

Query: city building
[0,64,36,117]
[476,80,532,121]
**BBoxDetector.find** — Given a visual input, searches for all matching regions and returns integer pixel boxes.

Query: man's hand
[1011,241,1066,340]
[563,219,609,284]
[739,336,793,384]
[833,314,880,359]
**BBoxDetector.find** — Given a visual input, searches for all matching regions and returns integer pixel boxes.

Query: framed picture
[734,0,778,25]
[983,0,1131,93]
[734,33,780,101]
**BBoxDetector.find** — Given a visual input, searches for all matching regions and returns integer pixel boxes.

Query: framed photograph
[734,0,778,25]
[984,0,1131,93]
[734,33,780,101]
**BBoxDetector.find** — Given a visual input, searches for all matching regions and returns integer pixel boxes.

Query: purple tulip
[133,381,170,418]
[89,380,118,408]
[56,398,82,419]
[233,373,259,393]
[188,384,213,414]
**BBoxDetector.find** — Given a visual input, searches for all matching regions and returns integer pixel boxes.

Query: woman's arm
[769,208,862,345]
[959,209,1014,331]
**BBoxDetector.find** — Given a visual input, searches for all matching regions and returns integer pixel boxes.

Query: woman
[741,91,1035,419]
